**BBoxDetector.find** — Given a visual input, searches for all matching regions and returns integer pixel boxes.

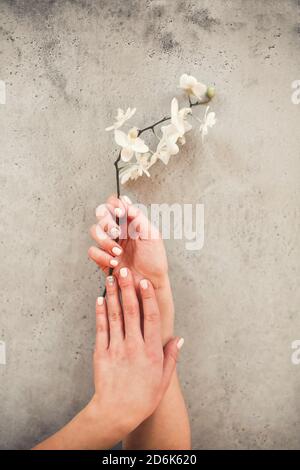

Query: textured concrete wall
[0,0,300,450]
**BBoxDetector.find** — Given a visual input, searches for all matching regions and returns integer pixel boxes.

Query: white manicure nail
[140,279,148,290]
[112,247,122,256]
[110,259,118,267]
[97,297,104,306]
[120,267,128,278]
[114,207,123,217]
[177,338,185,350]
[122,195,132,205]
[110,227,120,239]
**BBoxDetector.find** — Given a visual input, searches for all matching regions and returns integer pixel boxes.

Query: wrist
[85,395,132,445]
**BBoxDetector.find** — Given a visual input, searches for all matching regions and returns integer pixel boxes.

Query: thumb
[161,337,184,394]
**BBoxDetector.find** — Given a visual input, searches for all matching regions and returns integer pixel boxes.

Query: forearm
[33,399,124,450]
[123,276,191,450]
[123,371,191,450]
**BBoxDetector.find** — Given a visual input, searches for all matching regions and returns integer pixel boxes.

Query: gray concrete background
[0,0,300,449]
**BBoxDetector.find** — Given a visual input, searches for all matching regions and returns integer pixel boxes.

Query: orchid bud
[206,86,215,99]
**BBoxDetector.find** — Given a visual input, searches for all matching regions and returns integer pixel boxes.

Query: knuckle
[142,290,154,300]
[96,323,106,333]
[119,277,132,288]
[109,347,125,361]
[125,341,138,357]
[124,305,138,317]
[109,310,122,322]
[144,310,158,322]
[106,284,116,295]
[147,348,163,364]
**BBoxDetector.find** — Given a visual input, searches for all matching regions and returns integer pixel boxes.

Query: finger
[95,203,121,239]
[88,246,119,269]
[117,267,142,341]
[90,224,123,257]
[160,337,183,394]
[105,275,124,346]
[139,279,161,347]
[105,196,129,240]
[127,206,160,240]
[106,194,126,220]
[120,194,133,210]
[95,296,109,353]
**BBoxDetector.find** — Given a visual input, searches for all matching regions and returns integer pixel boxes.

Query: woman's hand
[33,268,183,450]
[88,195,175,344]
[89,268,182,442]
[88,195,168,289]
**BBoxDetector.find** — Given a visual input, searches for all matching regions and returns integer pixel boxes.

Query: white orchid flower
[152,124,180,165]
[114,127,149,162]
[170,97,192,137]
[179,73,207,101]
[152,98,192,165]
[120,153,151,184]
[197,106,216,141]
[105,107,136,131]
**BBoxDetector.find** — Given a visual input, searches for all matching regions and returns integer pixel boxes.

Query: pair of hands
[33,194,187,450]
[86,195,181,444]
[89,194,175,345]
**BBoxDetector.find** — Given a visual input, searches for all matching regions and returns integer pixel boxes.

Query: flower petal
[192,82,207,100]
[121,147,134,162]
[116,108,124,119]
[114,129,129,147]
[125,107,136,120]
[132,138,149,153]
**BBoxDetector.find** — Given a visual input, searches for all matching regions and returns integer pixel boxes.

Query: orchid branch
[103,74,216,293]
[113,97,210,193]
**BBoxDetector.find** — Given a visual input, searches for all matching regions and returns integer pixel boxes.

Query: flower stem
[114,151,121,198]
[136,97,207,137]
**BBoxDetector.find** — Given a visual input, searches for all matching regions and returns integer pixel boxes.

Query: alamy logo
[291,340,300,365]
[291,80,300,104]
[0,80,6,104]
[97,202,205,251]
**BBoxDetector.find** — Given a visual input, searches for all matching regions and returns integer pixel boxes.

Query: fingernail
[140,279,148,290]
[112,246,122,256]
[120,267,128,278]
[122,195,132,205]
[97,296,104,306]
[110,227,120,239]
[177,338,184,350]
[107,275,115,285]
[114,207,123,217]
[110,259,118,267]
